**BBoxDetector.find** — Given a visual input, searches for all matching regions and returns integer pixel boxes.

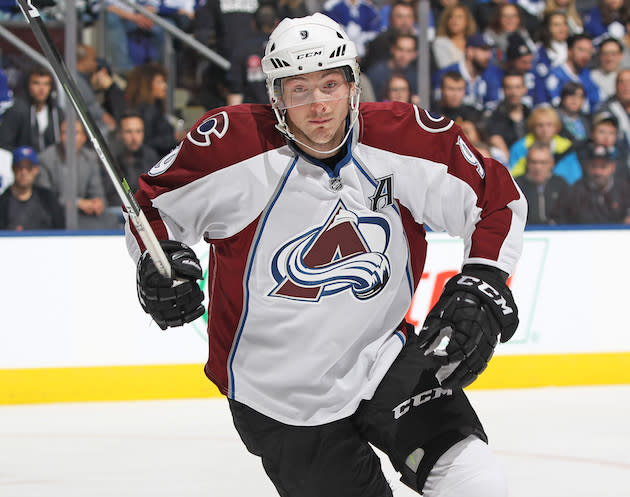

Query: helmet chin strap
[275,111,358,157]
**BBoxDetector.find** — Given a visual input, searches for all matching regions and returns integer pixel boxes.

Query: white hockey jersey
[126,102,527,425]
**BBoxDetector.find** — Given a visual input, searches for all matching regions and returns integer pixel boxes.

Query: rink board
[1,352,630,405]
[1,228,629,404]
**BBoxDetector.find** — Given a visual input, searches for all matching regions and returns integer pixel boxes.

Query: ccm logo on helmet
[296,50,323,59]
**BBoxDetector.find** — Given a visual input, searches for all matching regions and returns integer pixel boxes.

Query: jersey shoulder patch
[456,135,485,178]
[148,142,182,177]
[413,105,454,133]
[187,111,229,147]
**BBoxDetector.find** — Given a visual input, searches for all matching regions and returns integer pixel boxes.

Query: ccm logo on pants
[392,387,453,419]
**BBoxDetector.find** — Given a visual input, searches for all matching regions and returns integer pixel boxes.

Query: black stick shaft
[16,0,171,278]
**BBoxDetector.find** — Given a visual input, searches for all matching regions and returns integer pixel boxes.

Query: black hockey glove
[418,265,519,389]
[137,240,205,330]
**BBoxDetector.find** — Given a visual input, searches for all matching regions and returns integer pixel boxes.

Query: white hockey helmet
[262,14,361,144]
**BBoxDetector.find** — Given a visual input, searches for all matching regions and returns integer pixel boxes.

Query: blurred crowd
[0,0,629,231]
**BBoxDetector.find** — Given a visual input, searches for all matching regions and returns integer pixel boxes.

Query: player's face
[526,148,554,184]
[29,74,52,105]
[592,122,617,147]
[548,14,569,42]
[441,77,466,107]
[284,69,352,159]
[120,117,145,152]
[12,160,39,189]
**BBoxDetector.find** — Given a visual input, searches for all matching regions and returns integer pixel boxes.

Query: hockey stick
[16,0,172,279]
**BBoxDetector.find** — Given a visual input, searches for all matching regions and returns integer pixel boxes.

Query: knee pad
[421,435,507,497]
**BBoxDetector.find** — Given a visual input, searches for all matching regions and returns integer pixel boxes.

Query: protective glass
[274,72,351,110]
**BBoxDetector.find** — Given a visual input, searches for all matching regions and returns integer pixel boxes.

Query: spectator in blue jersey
[367,33,418,101]
[363,1,417,72]
[323,0,381,59]
[534,10,570,85]
[509,104,583,183]
[546,34,604,112]
[556,81,591,144]
[0,145,64,231]
[432,33,503,114]
[583,0,630,45]
[515,140,569,225]
[503,32,547,106]
[485,71,531,162]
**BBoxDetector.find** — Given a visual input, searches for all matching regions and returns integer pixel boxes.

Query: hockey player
[127,13,527,497]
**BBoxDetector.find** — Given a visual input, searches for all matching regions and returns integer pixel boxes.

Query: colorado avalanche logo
[269,201,391,302]
[187,111,229,147]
